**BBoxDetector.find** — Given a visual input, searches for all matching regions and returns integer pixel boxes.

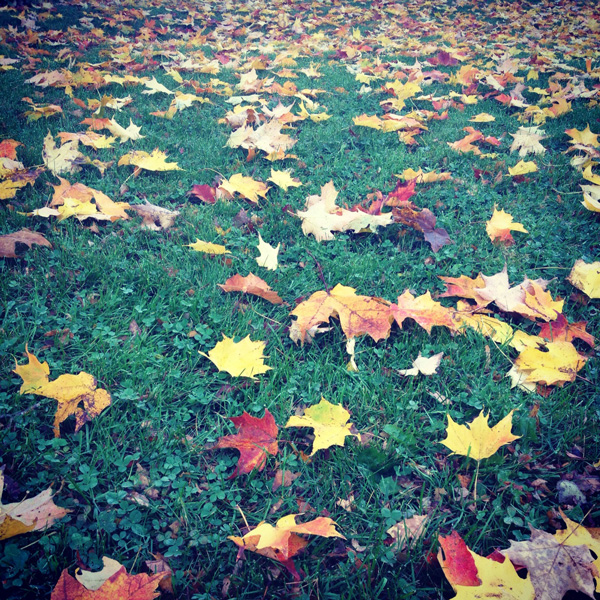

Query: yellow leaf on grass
[486,206,528,246]
[255,234,279,271]
[441,410,520,461]
[508,160,538,176]
[285,397,360,455]
[469,113,496,122]
[105,118,144,143]
[118,149,182,172]
[42,132,84,176]
[399,168,451,183]
[267,169,302,191]
[13,349,111,437]
[219,173,269,204]
[581,185,600,212]
[567,259,600,299]
[565,125,599,148]
[200,334,271,379]
[185,239,230,255]
[398,352,443,376]
[582,164,600,185]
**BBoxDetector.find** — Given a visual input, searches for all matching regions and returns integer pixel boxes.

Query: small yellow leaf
[441,410,520,461]
[255,234,279,271]
[565,125,599,148]
[508,160,538,176]
[219,173,269,204]
[398,352,443,376]
[200,334,271,379]
[486,205,528,245]
[469,113,496,122]
[285,397,360,455]
[267,169,302,191]
[185,239,230,255]
[581,185,600,212]
[13,346,50,394]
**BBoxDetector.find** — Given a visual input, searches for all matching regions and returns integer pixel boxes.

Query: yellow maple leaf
[352,114,383,130]
[219,173,269,204]
[13,349,111,437]
[567,259,600,298]
[255,234,279,270]
[510,126,547,156]
[399,168,451,183]
[267,169,302,191]
[565,124,599,148]
[200,334,271,379]
[285,397,360,455]
[105,118,144,143]
[452,301,514,344]
[486,206,528,245]
[398,352,443,376]
[508,160,538,176]
[118,149,182,172]
[469,113,496,122]
[583,164,600,185]
[185,239,230,255]
[514,340,587,386]
[441,410,520,461]
[42,131,84,176]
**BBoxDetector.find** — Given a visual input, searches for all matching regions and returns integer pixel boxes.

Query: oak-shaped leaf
[501,526,597,600]
[290,284,393,345]
[228,514,344,580]
[441,410,520,461]
[0,467,69,540]
[285,397,360,455]
[200,334,271,379]
[218,273,282,304]
[51,557,167,600]
[0,229,52,258]
[215,410,278,477]
[14,348,111,437]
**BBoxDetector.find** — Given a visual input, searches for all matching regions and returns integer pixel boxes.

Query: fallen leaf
[501,526,597,600]
[200,334,271,379]
[510,126,547,156]
[565,124,599,148]
[219,173,270,204]
[129,201,179,231]
[387,515,428,551]
[398,352,443,376]
[285,397,360,455]
[272,469,301,492]
[228,514,344,580]
[42,131,84,176]
[486,205,528,246]
[186,239,230,255]
[218,273,282,304]
[441,410,520,461]
[391,290,457,334]
[567,259,600,299]
[215,410,278,477]
[118,149,182,172]
[508,160,538,176]
[0,468,69,540]
[267,169,302,191]
[0,229,52,258]
[51,557,166,600]
[255,233,279,270]
[514,340,586,386]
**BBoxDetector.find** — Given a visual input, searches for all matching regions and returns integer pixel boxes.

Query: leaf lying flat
[200,334,271,379]
[218,273,283,304]
[0,229,52,258]
[290,283,393,345]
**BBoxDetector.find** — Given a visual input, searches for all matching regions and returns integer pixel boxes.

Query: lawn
[0,0,599,598]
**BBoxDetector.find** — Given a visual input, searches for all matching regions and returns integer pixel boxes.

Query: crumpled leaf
[186,239,230,255]
[42,131,84,176]
[200,334,271,379]
[228,514,344,580]
[215,410,278,477]
[0,229,52,258]
[387,515,428,551]
[129,201,179,231]
[486,206,528,246]
[218,273,282,304]
[296,181,393,242]
[14,348,111,437]
[508,160,538,176]
[285,397,360,455]
[581,185,600,213]
[398,352,443,376]
[399,168,451,183]
[441,410,520,461]
[501,526,597,600]
[0,468,69,540]
[567,259,600,299]
[51,557,166,600]
[290,283,393,345]
[105,118,144,143]
[255,233,279,270]
[510,126,547,156]
[392,290,457,334]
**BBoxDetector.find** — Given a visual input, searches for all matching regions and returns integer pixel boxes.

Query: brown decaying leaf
[218,273,283,304]
[128,201,180,230]
[0,229,52,258]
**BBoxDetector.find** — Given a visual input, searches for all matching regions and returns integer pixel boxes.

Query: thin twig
[236,504,250,529]
[305,249,330,293]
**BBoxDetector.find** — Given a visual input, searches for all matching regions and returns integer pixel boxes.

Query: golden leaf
[200,334,271,379]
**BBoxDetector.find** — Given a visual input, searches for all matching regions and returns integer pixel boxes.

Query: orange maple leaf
[218,273,283,304]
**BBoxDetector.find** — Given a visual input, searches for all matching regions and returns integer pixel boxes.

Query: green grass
[1,0,599,598]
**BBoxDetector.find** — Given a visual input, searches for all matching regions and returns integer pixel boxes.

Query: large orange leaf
[391,290,457,334]
[215,410,278,477]
[51,557,167,600]
[289,283,393,344]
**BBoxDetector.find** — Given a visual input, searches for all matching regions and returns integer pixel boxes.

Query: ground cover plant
[0,0,599,597]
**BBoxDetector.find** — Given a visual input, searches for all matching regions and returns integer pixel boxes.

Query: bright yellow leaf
[567,259,600,298]
[200,334,271,379]
[255,233,279,271]
[185,239,230,255]
[267,169,302,191]
[486,206,528,245]
[508,160,538,176]
[219,173,269,204]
